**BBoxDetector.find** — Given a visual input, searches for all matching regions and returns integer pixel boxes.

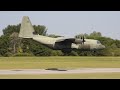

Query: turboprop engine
[74,36,85,44]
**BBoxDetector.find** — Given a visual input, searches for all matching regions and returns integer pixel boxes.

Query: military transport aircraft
[19,16,105,53]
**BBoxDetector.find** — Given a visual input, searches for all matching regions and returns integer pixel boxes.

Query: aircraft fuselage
[32,35,105,51]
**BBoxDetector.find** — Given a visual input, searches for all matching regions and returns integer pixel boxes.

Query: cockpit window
[97,40,101,44]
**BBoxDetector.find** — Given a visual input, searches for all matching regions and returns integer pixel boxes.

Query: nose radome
[102,45,105,49]
[100,45,105,49]
[98,45,105,49]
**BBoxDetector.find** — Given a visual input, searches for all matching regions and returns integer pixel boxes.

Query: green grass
[0,56,120,69]
[1,73,120,79]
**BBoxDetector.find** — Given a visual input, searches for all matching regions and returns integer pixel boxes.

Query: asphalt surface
[0,68,120,75]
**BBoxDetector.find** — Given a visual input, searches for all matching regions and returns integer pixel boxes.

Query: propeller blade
[81,37,82,39]
[82,36,84,44]
[82,36,85,44]
[80,35,85,44]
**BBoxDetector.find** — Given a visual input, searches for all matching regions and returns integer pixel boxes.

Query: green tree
[0,35,10,56]
[90,31,102,38]
[33,25,47,35]
[3,24,21,36]
[48,34,63,38]
[9,32,20,54]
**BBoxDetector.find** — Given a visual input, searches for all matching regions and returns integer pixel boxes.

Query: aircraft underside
[44,42,91,52]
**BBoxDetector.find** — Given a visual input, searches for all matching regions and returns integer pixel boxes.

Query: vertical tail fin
[19,16,35,38]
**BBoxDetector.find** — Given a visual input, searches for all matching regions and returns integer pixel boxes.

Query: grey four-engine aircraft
[19,16,105,53]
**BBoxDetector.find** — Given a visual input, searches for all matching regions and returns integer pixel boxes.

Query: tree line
[0,24,120,57]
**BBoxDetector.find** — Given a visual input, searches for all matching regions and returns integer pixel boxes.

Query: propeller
[74,35,86,44]
[81,35,85,44]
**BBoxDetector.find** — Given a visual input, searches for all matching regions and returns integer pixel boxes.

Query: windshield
[97,40,101,44]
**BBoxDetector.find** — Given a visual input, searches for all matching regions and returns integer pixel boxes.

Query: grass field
[0,57,120,69]
[0,56,120,79]
[1,73,120,79]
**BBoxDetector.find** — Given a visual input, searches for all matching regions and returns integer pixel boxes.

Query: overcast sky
[0,11,120,39]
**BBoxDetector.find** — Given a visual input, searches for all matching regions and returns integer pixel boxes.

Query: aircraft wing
[56,38,75,43]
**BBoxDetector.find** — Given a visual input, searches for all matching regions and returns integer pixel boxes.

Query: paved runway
[0,68,120,75]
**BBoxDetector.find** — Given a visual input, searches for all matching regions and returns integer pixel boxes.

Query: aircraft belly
[71,43,79,49]
[78,44,90,50]
[54,42,71,50]
[71,43,90,50]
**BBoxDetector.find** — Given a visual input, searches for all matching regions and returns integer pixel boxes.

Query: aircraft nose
[102,45,105,49]
[99,45,105,49]
[96,45,105,50]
